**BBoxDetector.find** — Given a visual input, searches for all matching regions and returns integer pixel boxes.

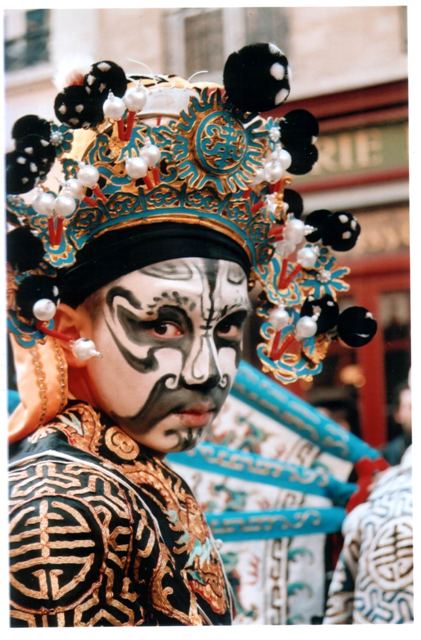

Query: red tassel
[117,119,126,140]
[143,173,154,190]
[152,166,161,185]
[270,332,296,361]
[83,195,97,207]
[48,217,63,246]
[54,218,64,246]
[156,116,162,126]
[277,259,289,289]
[93,186,107,203]
[251,200,264,214]
[278,263,302,290]
[269,224,284,242]
[124,111,136,141]
[36,321,71,342]
[48,217,56,245]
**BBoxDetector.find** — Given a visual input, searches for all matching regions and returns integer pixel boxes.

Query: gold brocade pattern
[9,402,231,626]
[104,426,140,461]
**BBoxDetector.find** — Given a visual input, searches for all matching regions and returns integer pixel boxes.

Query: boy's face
[82,257,250,453]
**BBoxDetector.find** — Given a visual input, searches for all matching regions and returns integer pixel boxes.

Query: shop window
[244,7,289,47]
[184,10,224,78]
[4,9,50,72]
[164,7,290,81]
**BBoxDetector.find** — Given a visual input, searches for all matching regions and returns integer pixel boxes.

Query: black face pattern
[84,257,250,453]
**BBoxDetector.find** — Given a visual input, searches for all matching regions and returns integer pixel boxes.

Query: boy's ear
[54,303,94,368]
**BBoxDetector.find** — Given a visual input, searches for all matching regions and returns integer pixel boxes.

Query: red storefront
[272,80,410,448]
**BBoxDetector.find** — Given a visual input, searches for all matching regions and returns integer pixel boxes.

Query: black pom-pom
[305,209,331,242]
[301,294,339,334]
[280,109,319,148]
[321,211,361,251]
[15,275,59,320]
[54,85,104,128]
[223,42,290,113]
[84,60,128,100]
[305,209,360,251]
[283,143,318,175]
[6,150,39,194]
[283,188,303,218]
[7,227,45,272]
[12,115,51,141]
[16,133,56,165]
[337,306,377,347]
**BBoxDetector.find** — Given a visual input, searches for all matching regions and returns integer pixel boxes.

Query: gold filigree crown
[6,45,376,382]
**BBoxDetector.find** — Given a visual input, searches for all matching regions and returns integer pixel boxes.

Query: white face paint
[82,257,250,454]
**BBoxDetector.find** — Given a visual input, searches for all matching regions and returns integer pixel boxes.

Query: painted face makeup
[82,257,250,454]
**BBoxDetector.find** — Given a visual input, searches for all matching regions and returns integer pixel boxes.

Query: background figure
[323,445,413,624]
[383,382,411,465]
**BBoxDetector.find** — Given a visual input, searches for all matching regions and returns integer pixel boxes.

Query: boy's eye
[216,310,248,341]
[148,321,183,339]
[117,306,186,342]
[216,322,242,339]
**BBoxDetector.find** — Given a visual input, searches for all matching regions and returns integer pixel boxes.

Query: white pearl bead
[63,178,85,199]
[50,131,63,146]
[295,316,317,339]
[297,246,319,269]
[103,92,126,119]
[251,169,265,186]
[54,194,77,218]
[278,148,292,170]
[71,338,101,360]
[32,190,55,216]
[141,143,161,167]
[124,84,148,111]
[284,218,306,244]
[77,164,99,188]
[274,239,296,258]
[269,306,291,330]
[264,162,285,183]
[270,147,281,161]
[33,298,57,322]
[125,156,149,179]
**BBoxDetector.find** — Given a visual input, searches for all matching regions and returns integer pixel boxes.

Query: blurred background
[4,6,410,453]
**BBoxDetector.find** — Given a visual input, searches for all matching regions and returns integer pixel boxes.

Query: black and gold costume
[9,401,233,626]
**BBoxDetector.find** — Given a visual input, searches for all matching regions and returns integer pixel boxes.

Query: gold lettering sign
[300,121,408,180]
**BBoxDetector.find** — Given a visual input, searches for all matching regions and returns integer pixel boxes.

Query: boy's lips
[173,403,216,427]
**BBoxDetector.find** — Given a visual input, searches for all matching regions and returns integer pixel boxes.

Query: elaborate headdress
[6,43,377,421]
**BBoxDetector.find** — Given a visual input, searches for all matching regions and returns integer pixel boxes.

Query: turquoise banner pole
[232,361,380,463]
[168,442,356,505]
[206,506,346,542]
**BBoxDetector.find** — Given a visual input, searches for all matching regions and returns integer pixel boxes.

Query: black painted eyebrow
[216,309,249,328]
[106,287,142,316]
[145,291,197,315]
[214,301,252,323]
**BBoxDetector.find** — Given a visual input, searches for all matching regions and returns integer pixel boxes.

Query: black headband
[59,222,251,307]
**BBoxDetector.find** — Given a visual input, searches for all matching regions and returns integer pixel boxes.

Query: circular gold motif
[104,426,140,461]
[10,495,104,612]
[194,112,246,174]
